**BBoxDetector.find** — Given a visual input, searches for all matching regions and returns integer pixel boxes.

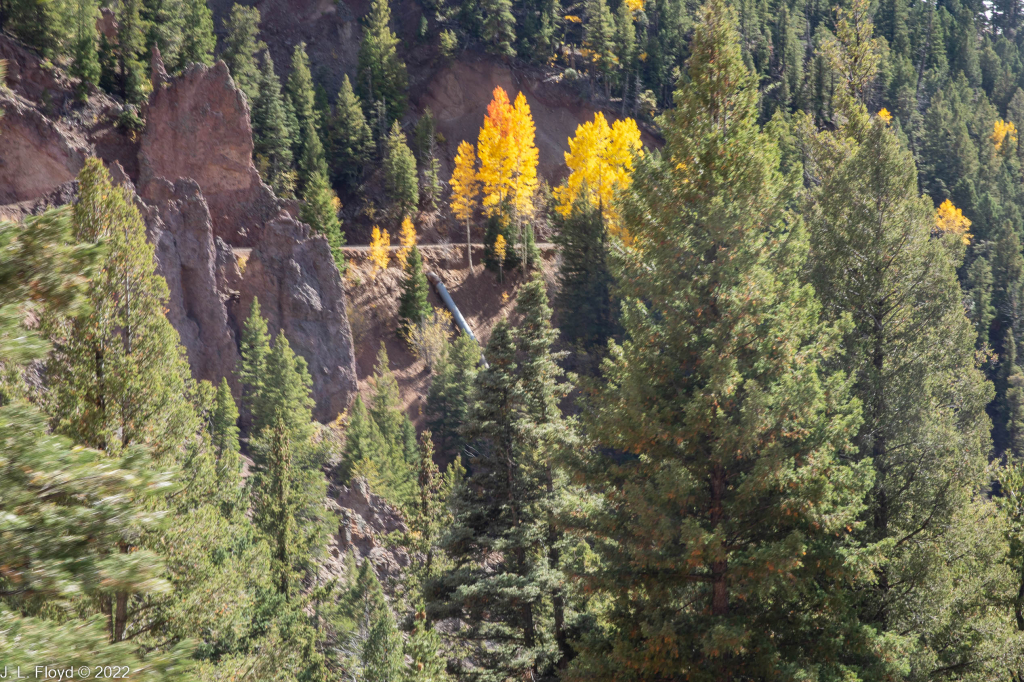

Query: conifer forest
[8,0,1024,677]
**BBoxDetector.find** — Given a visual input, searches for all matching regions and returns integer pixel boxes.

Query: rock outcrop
[234,214,357,421]
[140,176,241,388]
[134,49,356,420]
[0,93,88,204]
[327,478,410,581]
[0,35,357,421]
[138,51,278,246]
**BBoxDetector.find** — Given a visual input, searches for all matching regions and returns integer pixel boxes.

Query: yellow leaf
[934,199,972,245]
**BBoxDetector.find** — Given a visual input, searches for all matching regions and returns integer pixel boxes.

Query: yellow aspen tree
[396,216,416,270]
[369,225,391,277]
[450,140,480,271]
[554,112,642,241]
[494,233,507,282]
[934,199,972,244]
[993,119,1018,152]
[476,87,539,219]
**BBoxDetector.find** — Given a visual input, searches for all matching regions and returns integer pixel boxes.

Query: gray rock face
[0,35,357,423]
[235,213,357,422]
[327,477,410,582]
[140,176,241,390]
[0,93,87,204]
[138,52,279,246]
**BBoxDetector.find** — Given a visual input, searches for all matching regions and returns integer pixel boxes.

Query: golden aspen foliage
[934,199,972,244]
[476,87,539,218]
[369,225,391,276]
[396,216,416,270]
[494,233,507,261]
[993,118,1018,152]
[554,112,643,241]
[450,140,480,225]
[877,108,892,124]
[623,0,643,10]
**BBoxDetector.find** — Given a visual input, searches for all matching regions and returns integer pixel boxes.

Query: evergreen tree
[47,159,206,643]
[238,297,272,434]
[562,3,879,679]
[221,3,264,102]
[585,0,618,92]
[344,345,418,507]
[299,159,346,273]
[404,608,450,681]
[384,121,420,218]
[359,568,404,682]
[398,246,432,339]
[425,332,480,461]
[287,43,324,191]
[211,377,240,462]
[1004,330,1024,460]
[430,320,560,679]
[967,253,997,347]
[552,199,617,352]
[116,0,148,103]
[252,51,296,198]
[178,0,215,67]
[69,0,100,101]
[481,0,516,58]
[142,0,185,71]
[328,74,374,192]
[356,0,408,125]
[341,394,386,482]
[806,103,1013,675]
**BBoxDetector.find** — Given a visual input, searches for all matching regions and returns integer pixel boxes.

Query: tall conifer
[252,51,296,198]
[356,0,408,124]
[328,74,374,191]
[805,98,1014,675]
[562,3,878,679]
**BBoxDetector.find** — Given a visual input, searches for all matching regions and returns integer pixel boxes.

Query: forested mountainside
[6,0,1024,678]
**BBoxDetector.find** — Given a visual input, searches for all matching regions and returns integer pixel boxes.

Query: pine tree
[252,51,296,198]
[360,570,404,682]
[425,331,480,460]
[247,329,325,597]
[615,0,636,98]
[430,319,559,679]
[299,160,346,273]
[552,199,617,352]
[328,74,374,192]
[398,246,432,339]
[116,0,148,103]
[47,159,205,643]
[356,0,408,125]
[211,377,240,462]
[967,254,996,348]
[344,345,418,507]
[49,159,199,461]
[481,0,515,58]
[341,394,387,484]
[69,0,100,101]
[805,96,1012,676]
[287,43,324,191]
[221,3,264,102]
[179,0,215,67]
[384,121,419,218]
[562,3,879,679]
[404,609,449,681]
[238,297,272,434]
[585,0,618,91]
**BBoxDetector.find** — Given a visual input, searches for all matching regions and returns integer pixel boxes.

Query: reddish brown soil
[342,243,559,429]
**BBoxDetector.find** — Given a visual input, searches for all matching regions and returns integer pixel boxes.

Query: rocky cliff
[0,37,357,422]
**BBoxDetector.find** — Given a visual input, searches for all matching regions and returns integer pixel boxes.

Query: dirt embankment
[342,243,559,429]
